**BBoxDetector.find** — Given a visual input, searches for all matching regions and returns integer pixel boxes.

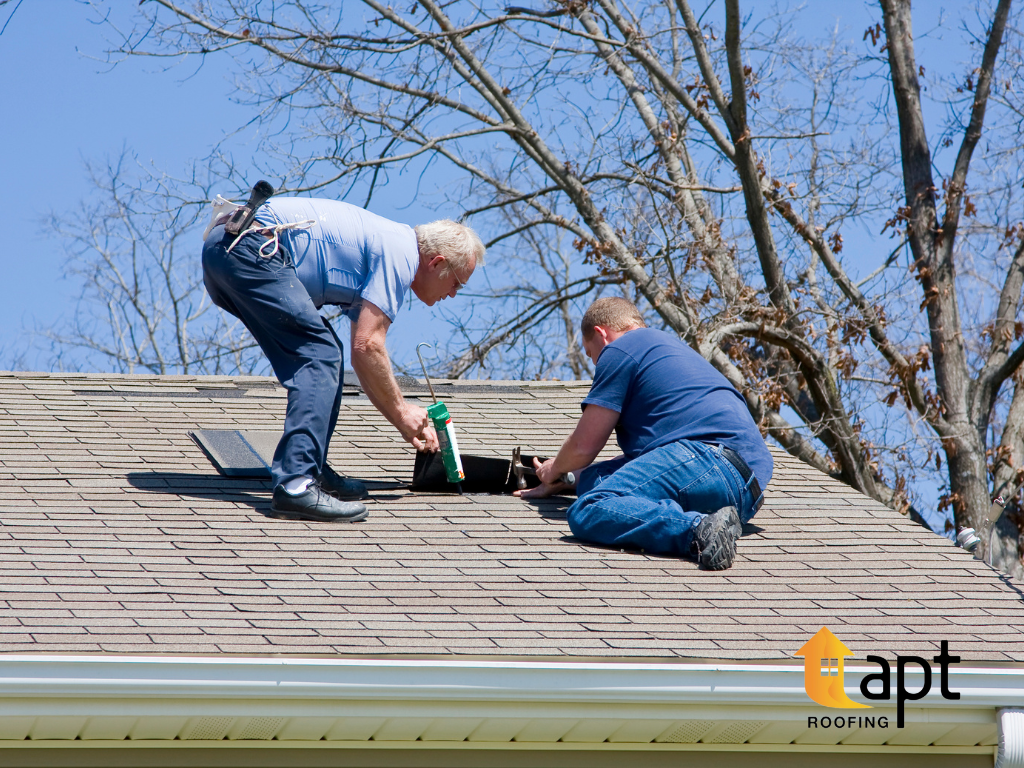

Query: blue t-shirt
[583,328,774,487]
[256,197,420,321]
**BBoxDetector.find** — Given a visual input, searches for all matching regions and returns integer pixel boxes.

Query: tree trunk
[880,0,1022,574]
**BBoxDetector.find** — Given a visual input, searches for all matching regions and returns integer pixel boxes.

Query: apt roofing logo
[795,626,963,728]
[795,626,871,709]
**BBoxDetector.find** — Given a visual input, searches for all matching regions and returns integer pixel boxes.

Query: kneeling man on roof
[518,297,773,570]
[202,195,484,523]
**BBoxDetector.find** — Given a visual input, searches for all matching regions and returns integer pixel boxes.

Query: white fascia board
[0,655,1023,712]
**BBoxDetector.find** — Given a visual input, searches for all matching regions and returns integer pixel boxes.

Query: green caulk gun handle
[417,342,464,486]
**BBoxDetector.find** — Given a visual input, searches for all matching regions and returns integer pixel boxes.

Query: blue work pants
[568,440,763,557]
[202,225,344,488]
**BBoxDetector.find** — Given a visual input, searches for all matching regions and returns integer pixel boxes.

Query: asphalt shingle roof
[0,372,1021,661]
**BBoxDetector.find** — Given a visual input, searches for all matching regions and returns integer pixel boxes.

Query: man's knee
[294,340,341,391]
[740,488,763,524]
[567,496,596,541]
[320,323,344,379]
[567,491,616,542]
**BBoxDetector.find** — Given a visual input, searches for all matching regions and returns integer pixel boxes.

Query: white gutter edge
[997,709,1024,768]
[0,654,1023,709]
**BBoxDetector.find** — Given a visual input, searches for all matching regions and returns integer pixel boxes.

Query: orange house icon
[795,627,872,709]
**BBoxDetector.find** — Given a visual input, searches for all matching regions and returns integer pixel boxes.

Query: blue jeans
[202,225,344,488]
[567,440,763,558]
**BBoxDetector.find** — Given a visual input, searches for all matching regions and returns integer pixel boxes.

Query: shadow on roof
[126,471,272,512]
[997,572,1024,601]
[519,498,571,520]
[126,471,416,513]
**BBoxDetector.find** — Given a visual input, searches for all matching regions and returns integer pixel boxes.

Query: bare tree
[43,151,266,375]
[90,0,1024,574]
[439,206,614,379]
[877,0,1024,569]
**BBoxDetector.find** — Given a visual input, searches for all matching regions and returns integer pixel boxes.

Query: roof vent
[706,721,768,744]
[190,430,278,478]
[658,720,716,743]
[181,717,234,740]
[232,717,286,740]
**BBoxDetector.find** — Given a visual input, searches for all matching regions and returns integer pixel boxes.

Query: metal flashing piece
[189,430,278,478]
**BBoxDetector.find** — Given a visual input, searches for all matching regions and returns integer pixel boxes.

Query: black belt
[720,446,764,511]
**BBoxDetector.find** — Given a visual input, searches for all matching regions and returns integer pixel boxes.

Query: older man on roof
[518,297,772,570]
[202,196,484,523]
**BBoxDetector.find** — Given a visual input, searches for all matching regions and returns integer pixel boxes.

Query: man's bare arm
[350,300,439,451]
[546,404,620,476]
[517,404,620,498]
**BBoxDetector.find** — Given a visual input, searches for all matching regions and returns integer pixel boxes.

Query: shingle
[0,371,1021,661]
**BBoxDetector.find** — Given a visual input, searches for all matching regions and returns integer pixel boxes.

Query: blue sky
[0,0,445,370]
[1,1,248,364]
[1,0,965,372]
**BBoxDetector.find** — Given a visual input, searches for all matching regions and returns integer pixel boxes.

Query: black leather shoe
[691,506,741,570]
[271,484,368,522]
[318,464,368,500]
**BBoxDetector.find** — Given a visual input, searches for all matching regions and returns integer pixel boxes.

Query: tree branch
[939,0,1012,260]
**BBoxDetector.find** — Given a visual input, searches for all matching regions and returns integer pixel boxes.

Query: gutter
[0,654,1023,707]
[0,655,1022,756]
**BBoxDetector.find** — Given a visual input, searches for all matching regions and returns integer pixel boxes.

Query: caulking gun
[416,343,465,493]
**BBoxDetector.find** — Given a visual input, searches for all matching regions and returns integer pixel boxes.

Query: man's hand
[513,457,573,499]
[513,404,619,499]
[398,403,439,452]
[534,456,558,485]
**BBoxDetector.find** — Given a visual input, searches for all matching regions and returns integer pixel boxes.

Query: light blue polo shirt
[255,197,420,321]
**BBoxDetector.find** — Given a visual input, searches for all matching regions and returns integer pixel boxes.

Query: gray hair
[414,219,486,277]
